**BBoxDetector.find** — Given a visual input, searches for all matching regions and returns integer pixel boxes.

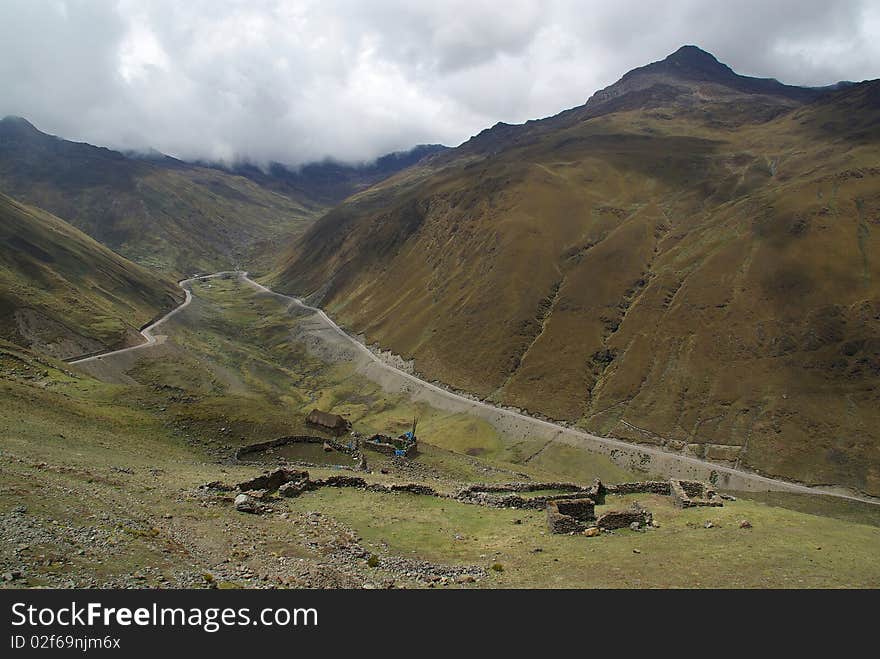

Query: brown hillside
[0,192,182,359]
[271,50,880,495]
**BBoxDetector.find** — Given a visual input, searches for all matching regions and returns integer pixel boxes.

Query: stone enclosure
[544,479,724,534]
[210,469,726,541]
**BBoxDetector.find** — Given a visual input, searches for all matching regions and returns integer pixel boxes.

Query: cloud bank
[1,0,878,165]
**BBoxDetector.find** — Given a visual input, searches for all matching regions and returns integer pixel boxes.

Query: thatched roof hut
[305,409,351,434]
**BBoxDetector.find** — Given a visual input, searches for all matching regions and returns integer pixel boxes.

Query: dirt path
[68,272,236,365]
[239,274,880,505]
[69,270,880,505]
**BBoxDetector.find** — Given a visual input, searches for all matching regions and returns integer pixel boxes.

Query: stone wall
[670,479,723,508]
[546,498,596,534]
[606,481,671,496]
[234,435,357,462]
[595,507,653,530]
[236,468,308,493]
[458,481,588,494]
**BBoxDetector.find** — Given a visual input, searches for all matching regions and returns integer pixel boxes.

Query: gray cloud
[1,0,877,166]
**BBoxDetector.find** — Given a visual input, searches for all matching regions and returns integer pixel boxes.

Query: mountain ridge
[270,48,880,495]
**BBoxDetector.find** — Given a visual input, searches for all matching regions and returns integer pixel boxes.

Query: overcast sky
[1,0,878,166]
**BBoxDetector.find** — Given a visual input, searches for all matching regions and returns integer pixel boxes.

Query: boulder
[279,480,308,498]
[234,493,268,514]
[236,468,309,494]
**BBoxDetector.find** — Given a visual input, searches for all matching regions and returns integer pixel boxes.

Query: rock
[236,468,308,494]
[583,527,601,537]
[629,521,641,531]
[739,519,752,529]
[651,519,660,528]
[234,494,266,514]
[201,481,233,491]
[632,548,641,554]
[279,481,307,498]
[704,521,714,529]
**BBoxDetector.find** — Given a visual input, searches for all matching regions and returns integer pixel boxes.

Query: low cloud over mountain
[1,0,878,166]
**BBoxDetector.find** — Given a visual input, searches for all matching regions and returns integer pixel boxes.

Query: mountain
[455,45,852,159]
[269,47,880,495]
[0,192,182,359]
[0,116,321,275]
[208,143,449,206]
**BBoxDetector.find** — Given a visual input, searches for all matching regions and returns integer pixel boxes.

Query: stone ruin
[235,435,358,462]
[207,468,445,514]
[236,467,309,494]
[594,503,653,530]
[546,499,596,534]
[234,435,369,472]
[455,480,601,510]
[670,479,724,508]
[545,478,722,534]
[209,469,726,536]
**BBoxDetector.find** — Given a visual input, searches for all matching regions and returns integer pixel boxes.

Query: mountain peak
[0,115,42,135]
[666,45,722,65]
[642,45,737,82]
[583,44,825,111]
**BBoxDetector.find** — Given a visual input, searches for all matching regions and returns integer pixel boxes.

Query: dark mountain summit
[583,44,840,112]
[457,45,850,158]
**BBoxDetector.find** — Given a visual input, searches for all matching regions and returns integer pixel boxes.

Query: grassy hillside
[0,192,182,359]
[0,117,322,275]
[270,50,880,496]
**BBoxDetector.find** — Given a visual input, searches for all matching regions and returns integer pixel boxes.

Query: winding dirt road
[68,271,236,365]
[69,270,879,505]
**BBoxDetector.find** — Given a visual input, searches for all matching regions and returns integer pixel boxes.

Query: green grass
[293,487,880,588]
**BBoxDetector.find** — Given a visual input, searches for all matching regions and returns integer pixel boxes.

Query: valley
[2,275,879,589]
[1,42,878,592]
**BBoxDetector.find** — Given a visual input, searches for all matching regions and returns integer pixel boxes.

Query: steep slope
[0,192,182,359]
[0,117,321,275]
[271,48,880,495]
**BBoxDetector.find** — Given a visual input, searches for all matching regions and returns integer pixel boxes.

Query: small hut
[305,409,352,436]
